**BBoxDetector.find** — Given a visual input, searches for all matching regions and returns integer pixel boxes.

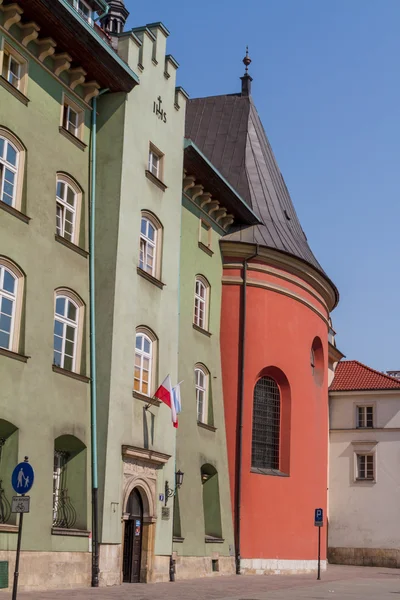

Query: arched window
[0,258,24,353]
[56,175,82,246]
[201,464,223,540]
[195,365,209,423]
[53,435,87,530]
[311,337,324,386]
[0,419,19,525]
[194,276,210,331]
[139,212,162,279]
[0,130,23,209]
[53,290,84,372]
[134,328,157,396]
[252,377,281,471]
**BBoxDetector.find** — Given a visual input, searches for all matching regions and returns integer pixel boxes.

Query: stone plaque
[161,507,170,520]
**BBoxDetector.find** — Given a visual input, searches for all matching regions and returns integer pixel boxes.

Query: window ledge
[51,527,90,537]
[52,364,90,383]
[0,200,30,224]
[197,421,217,432]
[250,467,289,477]
[59,126,87,151]
[55,234,88,258]
[0,347,29,363]
[133,390,161,407]
[173,536,185,543]
[355,478,375,483]
[198,242,214,257]
[145,170,167,191]
[0,76,29,105]
[0,523,18,533]
[137,267,165,289]
[193,323,212,337]
[205,536,225,544]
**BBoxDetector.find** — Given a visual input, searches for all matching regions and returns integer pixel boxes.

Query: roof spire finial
[243,46,252,75]
[240,46,253,97]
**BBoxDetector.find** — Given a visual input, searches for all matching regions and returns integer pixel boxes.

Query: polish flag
[154,375,178,428]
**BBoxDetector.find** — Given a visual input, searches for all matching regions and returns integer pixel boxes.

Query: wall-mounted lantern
[164,470,184,506]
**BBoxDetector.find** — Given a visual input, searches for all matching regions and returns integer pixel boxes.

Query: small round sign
[12,461,34,494]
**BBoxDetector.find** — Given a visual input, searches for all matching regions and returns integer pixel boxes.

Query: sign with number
[11,462,34,494]
[314,508,323,527]
[11,496,30,513]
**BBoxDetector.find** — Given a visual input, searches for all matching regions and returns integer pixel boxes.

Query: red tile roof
[330,360,400,392]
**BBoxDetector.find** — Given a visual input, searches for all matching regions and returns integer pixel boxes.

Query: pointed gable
[186,92,327,275]
[330,360,400,392]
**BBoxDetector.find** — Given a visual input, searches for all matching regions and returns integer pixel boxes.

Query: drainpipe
[89,88,109,588]
[94,0,109,21]
[235,244,259,575]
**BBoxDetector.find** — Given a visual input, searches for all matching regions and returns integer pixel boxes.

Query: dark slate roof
[185,92,327,275]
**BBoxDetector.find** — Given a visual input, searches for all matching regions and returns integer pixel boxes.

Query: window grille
[357,406,373,428]
[0,438,11,524]
[251,377,280,470]
[53,450,76,528]
[357,454,374,480]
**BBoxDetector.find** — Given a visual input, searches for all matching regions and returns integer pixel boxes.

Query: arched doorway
[123,488,143,583]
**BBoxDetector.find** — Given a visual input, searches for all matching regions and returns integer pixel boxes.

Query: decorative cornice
[20,22,40,46]
[220,241,337,312]
[36,37,56,61]
[53,52,72,77]
[69,66,87,90]
[1,3,23,30]
[122,445,171,466]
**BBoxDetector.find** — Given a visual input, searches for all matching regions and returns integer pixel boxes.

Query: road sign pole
[317,525,321,581]
[11,510,24,600]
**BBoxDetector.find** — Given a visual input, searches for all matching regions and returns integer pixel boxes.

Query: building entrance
[122,488,143,583]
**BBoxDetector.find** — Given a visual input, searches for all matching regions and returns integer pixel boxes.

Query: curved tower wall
[221,252,331,573]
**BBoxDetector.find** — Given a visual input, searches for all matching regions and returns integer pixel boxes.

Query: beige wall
[329,390,400,552]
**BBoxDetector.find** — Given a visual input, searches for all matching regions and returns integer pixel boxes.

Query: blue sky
[126,1,400,372]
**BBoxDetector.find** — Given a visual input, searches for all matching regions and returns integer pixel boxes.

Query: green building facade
[0,0,136,591]
[172,141,259,578]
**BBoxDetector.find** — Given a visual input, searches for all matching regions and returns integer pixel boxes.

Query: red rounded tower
[186,55,338,574]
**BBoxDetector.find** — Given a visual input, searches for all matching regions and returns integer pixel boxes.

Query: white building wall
[328,391,400,566]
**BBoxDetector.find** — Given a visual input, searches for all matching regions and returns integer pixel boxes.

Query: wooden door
[122,489,143,583]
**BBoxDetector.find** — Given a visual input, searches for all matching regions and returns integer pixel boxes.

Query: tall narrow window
[195,366,208,423]
[53,294,81,372]
[61,96,84,141]
[148,148,161,178]
[194,276,209,331]
[1,44,27,94]
[134,332,153,396]
[252,377,281,471]
[0,136,18,207]
[56,179,77,243]
[63,104,78,136]
[357,406,374,429]
[140,217,156,276]
[0,260,23,353]
[53,435,87,530]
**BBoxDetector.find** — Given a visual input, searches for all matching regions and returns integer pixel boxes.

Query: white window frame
[61,95,84,141]
[194,276,209,330]
[1,42,28,95]
[0,258,24,353]
[139,217,157,277]
[53,291,83,373]
[357,405,374,429]
[195,366,208,423]
[0,135,19,208]
[356,453,375,481]
[134,332,153,396]
[56,175,82,246]
[148,144,164,180]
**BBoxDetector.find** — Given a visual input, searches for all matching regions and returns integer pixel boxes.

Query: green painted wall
[0,22,91,555]
[95,29,186,560]
[173,194,234,558]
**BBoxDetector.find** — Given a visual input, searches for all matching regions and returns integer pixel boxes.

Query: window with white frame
[357,406,374,429]
[195,366,208,423]
[134,332,153,396]
[148,145,163,180]
[1,44,27,94]
[139,217,157,276]
[53,294,80,372]
[194,276,209,330]
[0,135,18,207]
[56,177,78,244]
[356,454,374,480]
[63,103,79,137]
[0,264,17,351]
[67,0,94,24]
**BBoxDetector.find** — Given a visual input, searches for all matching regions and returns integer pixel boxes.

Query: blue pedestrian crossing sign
[12,461,34,494]
[314,508,323,527]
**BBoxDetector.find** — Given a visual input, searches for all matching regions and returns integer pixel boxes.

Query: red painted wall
[221,260,329,561]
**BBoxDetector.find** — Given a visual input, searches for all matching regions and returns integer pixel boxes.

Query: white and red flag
[154,375,178,428]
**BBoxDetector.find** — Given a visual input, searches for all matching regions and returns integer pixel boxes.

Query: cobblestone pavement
[4,565,400,600]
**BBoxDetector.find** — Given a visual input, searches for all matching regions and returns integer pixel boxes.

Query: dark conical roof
[185,92,325,274]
